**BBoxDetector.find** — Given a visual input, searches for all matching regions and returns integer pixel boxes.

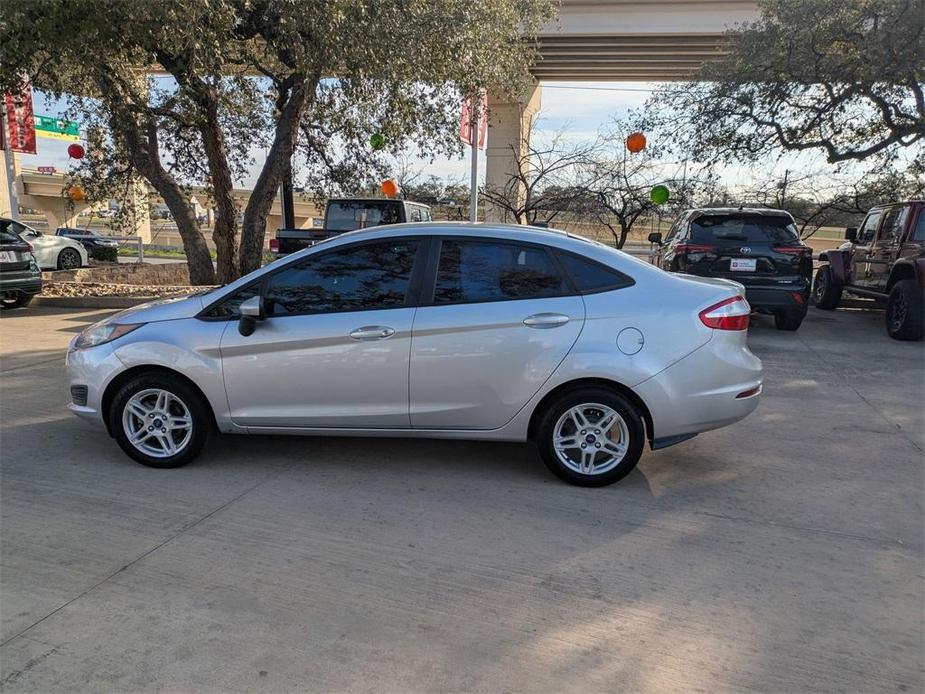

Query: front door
[851,209,883,288]
[410,238,584,429]
[220,238,423,428]
[868,205,909,292]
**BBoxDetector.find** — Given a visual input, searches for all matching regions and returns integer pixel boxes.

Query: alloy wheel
[122,388,193,458]
[60,248,81,269]
[552,403,630,475]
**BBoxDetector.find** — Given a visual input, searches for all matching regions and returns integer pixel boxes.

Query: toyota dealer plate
[0,251,16,263]
[730,258,757,272]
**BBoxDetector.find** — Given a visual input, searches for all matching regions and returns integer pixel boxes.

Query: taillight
[26,243,33,252]
[675,243,717,254]
[269,238,279,252]
[699,296,750,330]
[772,246,812,255]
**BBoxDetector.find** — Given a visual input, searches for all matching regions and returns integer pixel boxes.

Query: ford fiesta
[67,223,762,486]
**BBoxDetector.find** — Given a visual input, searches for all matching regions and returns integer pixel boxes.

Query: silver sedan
[66,223,762,486]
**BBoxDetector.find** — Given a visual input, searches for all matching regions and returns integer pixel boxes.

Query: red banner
[3,84,37,155]
[459,91,487,150]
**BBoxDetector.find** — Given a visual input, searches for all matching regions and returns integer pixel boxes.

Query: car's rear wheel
[0,293,33,309]
[57,247,82,270]
[886,279,924,341]
[813,265,842,310]
[774,309,805,331]
[109,373,211,468]
[536,387,645,487]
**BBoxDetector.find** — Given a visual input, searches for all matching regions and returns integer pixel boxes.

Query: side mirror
[238,295,263,337]
[648,232,663,245]
[845,227,858,242]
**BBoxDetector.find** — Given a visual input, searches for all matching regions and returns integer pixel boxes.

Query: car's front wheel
[536,387,645,487]
[109,372,211,468]
[886,279,924,341]
[57,247,82,270]
[813,265,842,310]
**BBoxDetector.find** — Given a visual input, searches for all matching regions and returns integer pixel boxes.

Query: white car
[0,217,88,270]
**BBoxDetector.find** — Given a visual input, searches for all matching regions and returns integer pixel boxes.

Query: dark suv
[649,208,812,331]
[814,200,924,340]
[0,227,42,309]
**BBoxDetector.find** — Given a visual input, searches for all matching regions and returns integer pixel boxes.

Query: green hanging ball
[650,185,670,205]
[370,133,386,150]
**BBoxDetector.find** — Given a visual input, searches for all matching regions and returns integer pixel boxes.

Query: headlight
[74,322,145,349]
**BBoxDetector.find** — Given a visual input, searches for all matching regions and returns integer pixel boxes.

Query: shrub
[90,245,118,263]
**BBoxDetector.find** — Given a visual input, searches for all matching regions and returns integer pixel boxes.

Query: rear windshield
[325,201,403,232]
[690,215,799,246]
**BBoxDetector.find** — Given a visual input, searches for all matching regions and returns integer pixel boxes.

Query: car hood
[106,292,210,324]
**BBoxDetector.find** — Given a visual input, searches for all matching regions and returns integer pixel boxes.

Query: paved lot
[1,305,922,693]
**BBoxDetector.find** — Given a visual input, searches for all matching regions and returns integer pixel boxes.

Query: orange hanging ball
[67,185,86,202]
[381,178,399,198]
[626,132,647,154]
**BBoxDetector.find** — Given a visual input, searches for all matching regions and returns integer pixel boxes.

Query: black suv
[0,226,42,309]
[649,208,813,331]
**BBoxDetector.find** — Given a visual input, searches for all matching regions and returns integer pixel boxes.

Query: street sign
[459,93,487,150]
[3,85,37,154]
[37,166,57,175]
[34,115,80,142]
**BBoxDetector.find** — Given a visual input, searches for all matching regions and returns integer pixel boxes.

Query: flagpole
[468,104,479,223]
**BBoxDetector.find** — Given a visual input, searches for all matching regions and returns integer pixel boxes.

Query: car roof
[685,207,793,217]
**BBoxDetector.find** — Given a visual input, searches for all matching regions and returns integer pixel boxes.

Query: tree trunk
[199,101,239,283]
[239,76,315,275]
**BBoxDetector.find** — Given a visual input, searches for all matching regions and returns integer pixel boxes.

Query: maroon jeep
[813,200,925,340]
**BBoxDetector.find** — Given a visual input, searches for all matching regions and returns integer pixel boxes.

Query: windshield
[690,215,800,246]
[325,201,402,232]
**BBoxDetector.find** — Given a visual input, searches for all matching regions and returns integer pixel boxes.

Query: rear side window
[325,201,402,232]
[433,240,566,304]
[556,251,634,293]
[264,240,419,316]
[689,215,799,246]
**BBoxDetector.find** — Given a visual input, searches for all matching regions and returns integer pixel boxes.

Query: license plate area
[730,258,757,272]
[0,251,18,263]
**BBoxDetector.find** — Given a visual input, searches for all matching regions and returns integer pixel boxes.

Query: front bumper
[65,339,124,428]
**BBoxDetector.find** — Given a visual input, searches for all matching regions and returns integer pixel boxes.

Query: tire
[57,247,82,270]
[0,293,33,309]
[813,265,842,310]
[535,387,645,487]
[886,279,924,341]
[109,372,212,468]
[774,309,805,331]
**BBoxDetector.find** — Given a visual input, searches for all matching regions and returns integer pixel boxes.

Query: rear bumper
[635,332,763,441]
[0,273,42,295]
[743,285,809,312]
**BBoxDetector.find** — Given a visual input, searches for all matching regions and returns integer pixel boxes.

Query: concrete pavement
[0,305,922,692]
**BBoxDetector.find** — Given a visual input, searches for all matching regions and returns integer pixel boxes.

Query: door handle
[523,313,570,329]
[349,325,396,340]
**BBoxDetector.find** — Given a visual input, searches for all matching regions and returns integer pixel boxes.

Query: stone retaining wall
[43,262,190,285]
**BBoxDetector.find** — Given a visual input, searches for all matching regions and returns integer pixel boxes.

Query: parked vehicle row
[0,217,89,270]
[67,222,762,486]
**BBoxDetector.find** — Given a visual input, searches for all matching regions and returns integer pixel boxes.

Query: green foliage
[645,0,925,165]
[0,0,555,279]
[90,245,119,263]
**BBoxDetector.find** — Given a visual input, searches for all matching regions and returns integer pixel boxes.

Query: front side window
[877,206,909,245]
[913,209,925,242]
[264,240,419,316]
[204,285,260,319]
[433,240,566,304]
[857,210,883,244]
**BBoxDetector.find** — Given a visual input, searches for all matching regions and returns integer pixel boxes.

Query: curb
[32,296,156,309]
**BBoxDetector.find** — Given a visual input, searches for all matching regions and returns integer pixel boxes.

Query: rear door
[409,238,584,429]
[684,214,806,289]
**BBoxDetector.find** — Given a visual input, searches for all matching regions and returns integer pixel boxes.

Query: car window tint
[557,251,633,293]
[264,240,419,316]
[205,284,261,319]
[434,240,566,304]
[689,215,799,246]
[325,202,402,232]
[877,206,908,245]
[858,210,882,243]
[913,210,925,242]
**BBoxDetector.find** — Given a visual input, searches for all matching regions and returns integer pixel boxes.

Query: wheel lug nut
[595,443,601,448]
[148,426,153,431]
[580,430,586,435]
[581,443,586,449]
[161,428,166,433]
